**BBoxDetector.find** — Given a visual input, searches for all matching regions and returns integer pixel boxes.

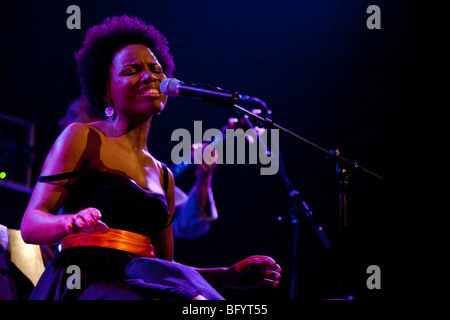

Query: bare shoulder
[60,122,109,148]
[59,122,94,141]
[40,122,101,175]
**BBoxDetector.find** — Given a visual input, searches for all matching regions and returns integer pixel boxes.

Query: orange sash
[61,228,155,258]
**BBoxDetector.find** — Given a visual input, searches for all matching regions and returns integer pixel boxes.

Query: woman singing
[20,15,281,300]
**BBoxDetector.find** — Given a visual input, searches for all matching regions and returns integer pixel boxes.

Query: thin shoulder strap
[161,163,169,195]
[37,171,84,182]
[160,162,176,228]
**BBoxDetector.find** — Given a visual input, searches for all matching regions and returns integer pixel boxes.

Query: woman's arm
[20,123,108,244]
[195,255,282,289]
[152,164,176,261]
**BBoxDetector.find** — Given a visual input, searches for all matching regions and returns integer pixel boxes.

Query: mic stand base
[335,156,355,298]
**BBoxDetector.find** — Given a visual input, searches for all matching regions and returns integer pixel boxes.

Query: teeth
[141,88,159,94]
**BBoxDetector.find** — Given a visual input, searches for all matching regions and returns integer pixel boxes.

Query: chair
[0,224,45,299]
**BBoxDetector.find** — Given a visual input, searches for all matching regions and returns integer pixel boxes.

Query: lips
[138,86,161,96]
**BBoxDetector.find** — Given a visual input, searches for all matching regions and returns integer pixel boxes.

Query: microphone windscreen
[160,78,181,96]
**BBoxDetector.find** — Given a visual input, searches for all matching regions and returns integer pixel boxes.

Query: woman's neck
[105,114,152,153]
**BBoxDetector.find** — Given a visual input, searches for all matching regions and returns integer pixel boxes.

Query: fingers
[232,255,282,289]
[76,207,101,221]
[73,207,99,227]
[263,269,282,287]
[70,208,109,234]
[247,255,282,272]
[266,261,282,274]
[94,219,110,233]
[257,260,282,288]
[192,143,218,167]
[259,278,281,288]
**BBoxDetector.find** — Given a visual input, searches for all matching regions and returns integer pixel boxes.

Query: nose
[140,69,157,83]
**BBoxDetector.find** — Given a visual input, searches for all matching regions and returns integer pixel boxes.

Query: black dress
[29,168,224,300]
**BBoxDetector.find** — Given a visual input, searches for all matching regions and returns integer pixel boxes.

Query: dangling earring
[104,101,114,118]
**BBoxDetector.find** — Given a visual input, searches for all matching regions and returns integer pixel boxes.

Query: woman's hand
[229,255,282,289]
[63,207,109,234]
[192,142,217,182]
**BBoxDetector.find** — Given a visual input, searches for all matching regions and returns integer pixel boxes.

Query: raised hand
[64,207,109,234]
[230,255,282,289]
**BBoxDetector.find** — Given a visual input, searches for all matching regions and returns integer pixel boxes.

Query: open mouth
[138,87,161,96]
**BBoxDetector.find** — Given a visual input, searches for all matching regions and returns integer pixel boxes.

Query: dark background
[0,0,447,301]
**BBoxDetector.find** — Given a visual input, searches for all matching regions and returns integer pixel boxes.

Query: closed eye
[149,63,163,74]
[121,62,163,76]
[120,65,139,76]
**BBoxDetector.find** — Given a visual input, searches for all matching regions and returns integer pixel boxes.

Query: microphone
[160,78,246,105]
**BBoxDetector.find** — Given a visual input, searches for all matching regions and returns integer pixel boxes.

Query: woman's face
[107,43,167,119]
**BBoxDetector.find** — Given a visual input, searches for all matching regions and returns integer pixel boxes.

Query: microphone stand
[230,102,382,299]
[233,104,382,181]
[241,115,331,300]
